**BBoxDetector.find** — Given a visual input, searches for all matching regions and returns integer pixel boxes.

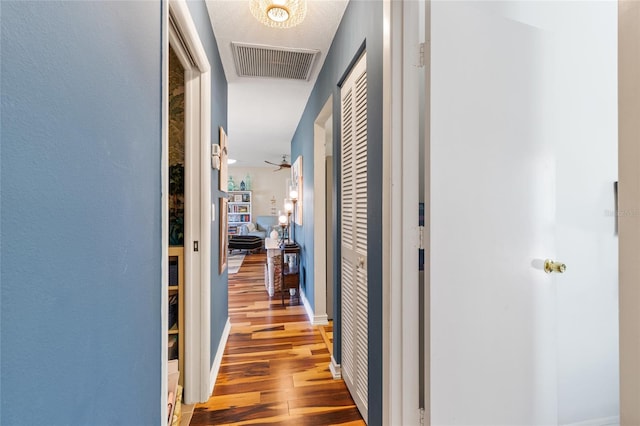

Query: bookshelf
[168,246,184,387]
[228,190,252,236]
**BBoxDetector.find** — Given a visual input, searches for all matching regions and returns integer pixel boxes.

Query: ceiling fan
[265,154,291,171]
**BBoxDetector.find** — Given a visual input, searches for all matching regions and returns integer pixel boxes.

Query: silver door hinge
[418,226,425,250]
[418,42,426,68]
[419,407,426,426]
[194,241,199,252]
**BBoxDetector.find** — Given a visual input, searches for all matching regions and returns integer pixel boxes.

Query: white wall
[430,1,618,424]
[228,166,289,218]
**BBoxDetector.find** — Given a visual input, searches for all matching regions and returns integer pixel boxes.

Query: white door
[341,52,368,423]
[430,2,618,425]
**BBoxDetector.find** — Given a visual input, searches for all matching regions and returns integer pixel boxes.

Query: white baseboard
[330,355,342,379]
[209,317,231,396]
[563,416,619,426]
[300,287,329,325]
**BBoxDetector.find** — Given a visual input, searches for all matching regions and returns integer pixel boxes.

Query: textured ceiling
[205,0,349,167]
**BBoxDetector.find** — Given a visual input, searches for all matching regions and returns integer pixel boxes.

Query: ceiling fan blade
[280,164,292,168]
[264,160,280,166]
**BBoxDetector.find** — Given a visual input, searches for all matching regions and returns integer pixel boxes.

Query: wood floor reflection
[191,252,365,426]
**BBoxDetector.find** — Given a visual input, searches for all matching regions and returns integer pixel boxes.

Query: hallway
[191,253,364,425]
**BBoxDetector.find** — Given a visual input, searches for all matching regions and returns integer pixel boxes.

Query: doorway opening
[164,0,212,410]
[312,95,334,325]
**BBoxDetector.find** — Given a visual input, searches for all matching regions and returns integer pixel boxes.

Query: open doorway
[326,135,334,321]
[167,42,186,394]
[311,96,334,324]
[164,0,212,408]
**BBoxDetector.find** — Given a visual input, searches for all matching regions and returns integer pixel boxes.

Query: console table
[280,242,301,306]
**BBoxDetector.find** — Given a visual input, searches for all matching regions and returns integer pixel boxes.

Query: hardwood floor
[191,252,365,426]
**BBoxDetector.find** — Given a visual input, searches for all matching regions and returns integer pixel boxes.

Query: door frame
[166,0,212,405]
[618,1,640,422]
[383,0,424,424]
[310,95,333,325]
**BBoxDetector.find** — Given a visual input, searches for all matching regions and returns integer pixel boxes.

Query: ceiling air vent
[231,42,320,81]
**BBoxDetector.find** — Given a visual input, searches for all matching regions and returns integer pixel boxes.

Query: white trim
[160,0,170,423]
[400,1,421,424]
[330,355,342,379]
[199,69,212,403]
[562,416,620,426]
[385,0,423,424]
[387,0,403,424]
[209,318,232,396]
[422,1,431,423]
[300,287,329,325]
[168,0,212,405]
[382,0,392,423]
[313,96,333,323]
[169,0,210,73]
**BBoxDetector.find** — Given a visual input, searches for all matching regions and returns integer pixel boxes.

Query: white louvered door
[340,52,368,423]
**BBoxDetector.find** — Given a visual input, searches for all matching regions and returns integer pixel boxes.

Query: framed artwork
[219,197,228,274]
[219,127,228,192]
[291,155,303,225]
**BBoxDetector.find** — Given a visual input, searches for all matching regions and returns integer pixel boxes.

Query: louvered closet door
[340,52,368,424]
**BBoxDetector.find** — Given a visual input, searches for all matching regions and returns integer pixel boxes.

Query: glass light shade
[289,189,298,201]
[267,6,289,22]
[284,200,293,213]
[278,214,287,224]
[249,0,307,29]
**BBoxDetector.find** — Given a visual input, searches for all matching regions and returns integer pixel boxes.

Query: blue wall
[1,0,229,422]
[1,1,163,424]
[290,1,384,423]
[185,0,229,369]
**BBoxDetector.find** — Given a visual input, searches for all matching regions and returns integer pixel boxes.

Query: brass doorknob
[544,259,566,274]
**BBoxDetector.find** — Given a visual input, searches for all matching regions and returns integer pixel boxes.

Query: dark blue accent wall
[185,0,229,369]
[290,1,384,423]
[1,1,163,424]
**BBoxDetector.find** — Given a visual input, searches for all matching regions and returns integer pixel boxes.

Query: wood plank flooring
[191,253,365,426]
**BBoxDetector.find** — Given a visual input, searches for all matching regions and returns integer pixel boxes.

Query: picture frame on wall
[219,127,228,192]
[291,155,303,225]
[219,197,228,274]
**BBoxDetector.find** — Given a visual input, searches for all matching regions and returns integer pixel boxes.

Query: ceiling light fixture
[249,0,307,29]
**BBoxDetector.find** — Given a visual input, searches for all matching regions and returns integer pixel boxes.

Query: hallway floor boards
[191,252,365,426]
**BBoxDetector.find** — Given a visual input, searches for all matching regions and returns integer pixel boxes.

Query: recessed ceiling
[205,0,349,167]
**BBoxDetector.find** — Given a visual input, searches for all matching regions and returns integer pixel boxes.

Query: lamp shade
[284,199,293,213]
[289,188,298,201]
[249,0,307,29]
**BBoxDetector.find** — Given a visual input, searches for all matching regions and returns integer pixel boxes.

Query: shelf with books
[168,246,184,387]
[228,191,252,237]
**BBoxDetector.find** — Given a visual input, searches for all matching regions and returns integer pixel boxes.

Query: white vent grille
[231,42,320,81]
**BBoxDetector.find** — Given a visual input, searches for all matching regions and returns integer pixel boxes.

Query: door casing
[311,96,334,325]
[166,0,212,405]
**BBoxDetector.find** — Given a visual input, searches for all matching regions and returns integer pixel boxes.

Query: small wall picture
[291,155,303,225]
[219,127,228,192]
